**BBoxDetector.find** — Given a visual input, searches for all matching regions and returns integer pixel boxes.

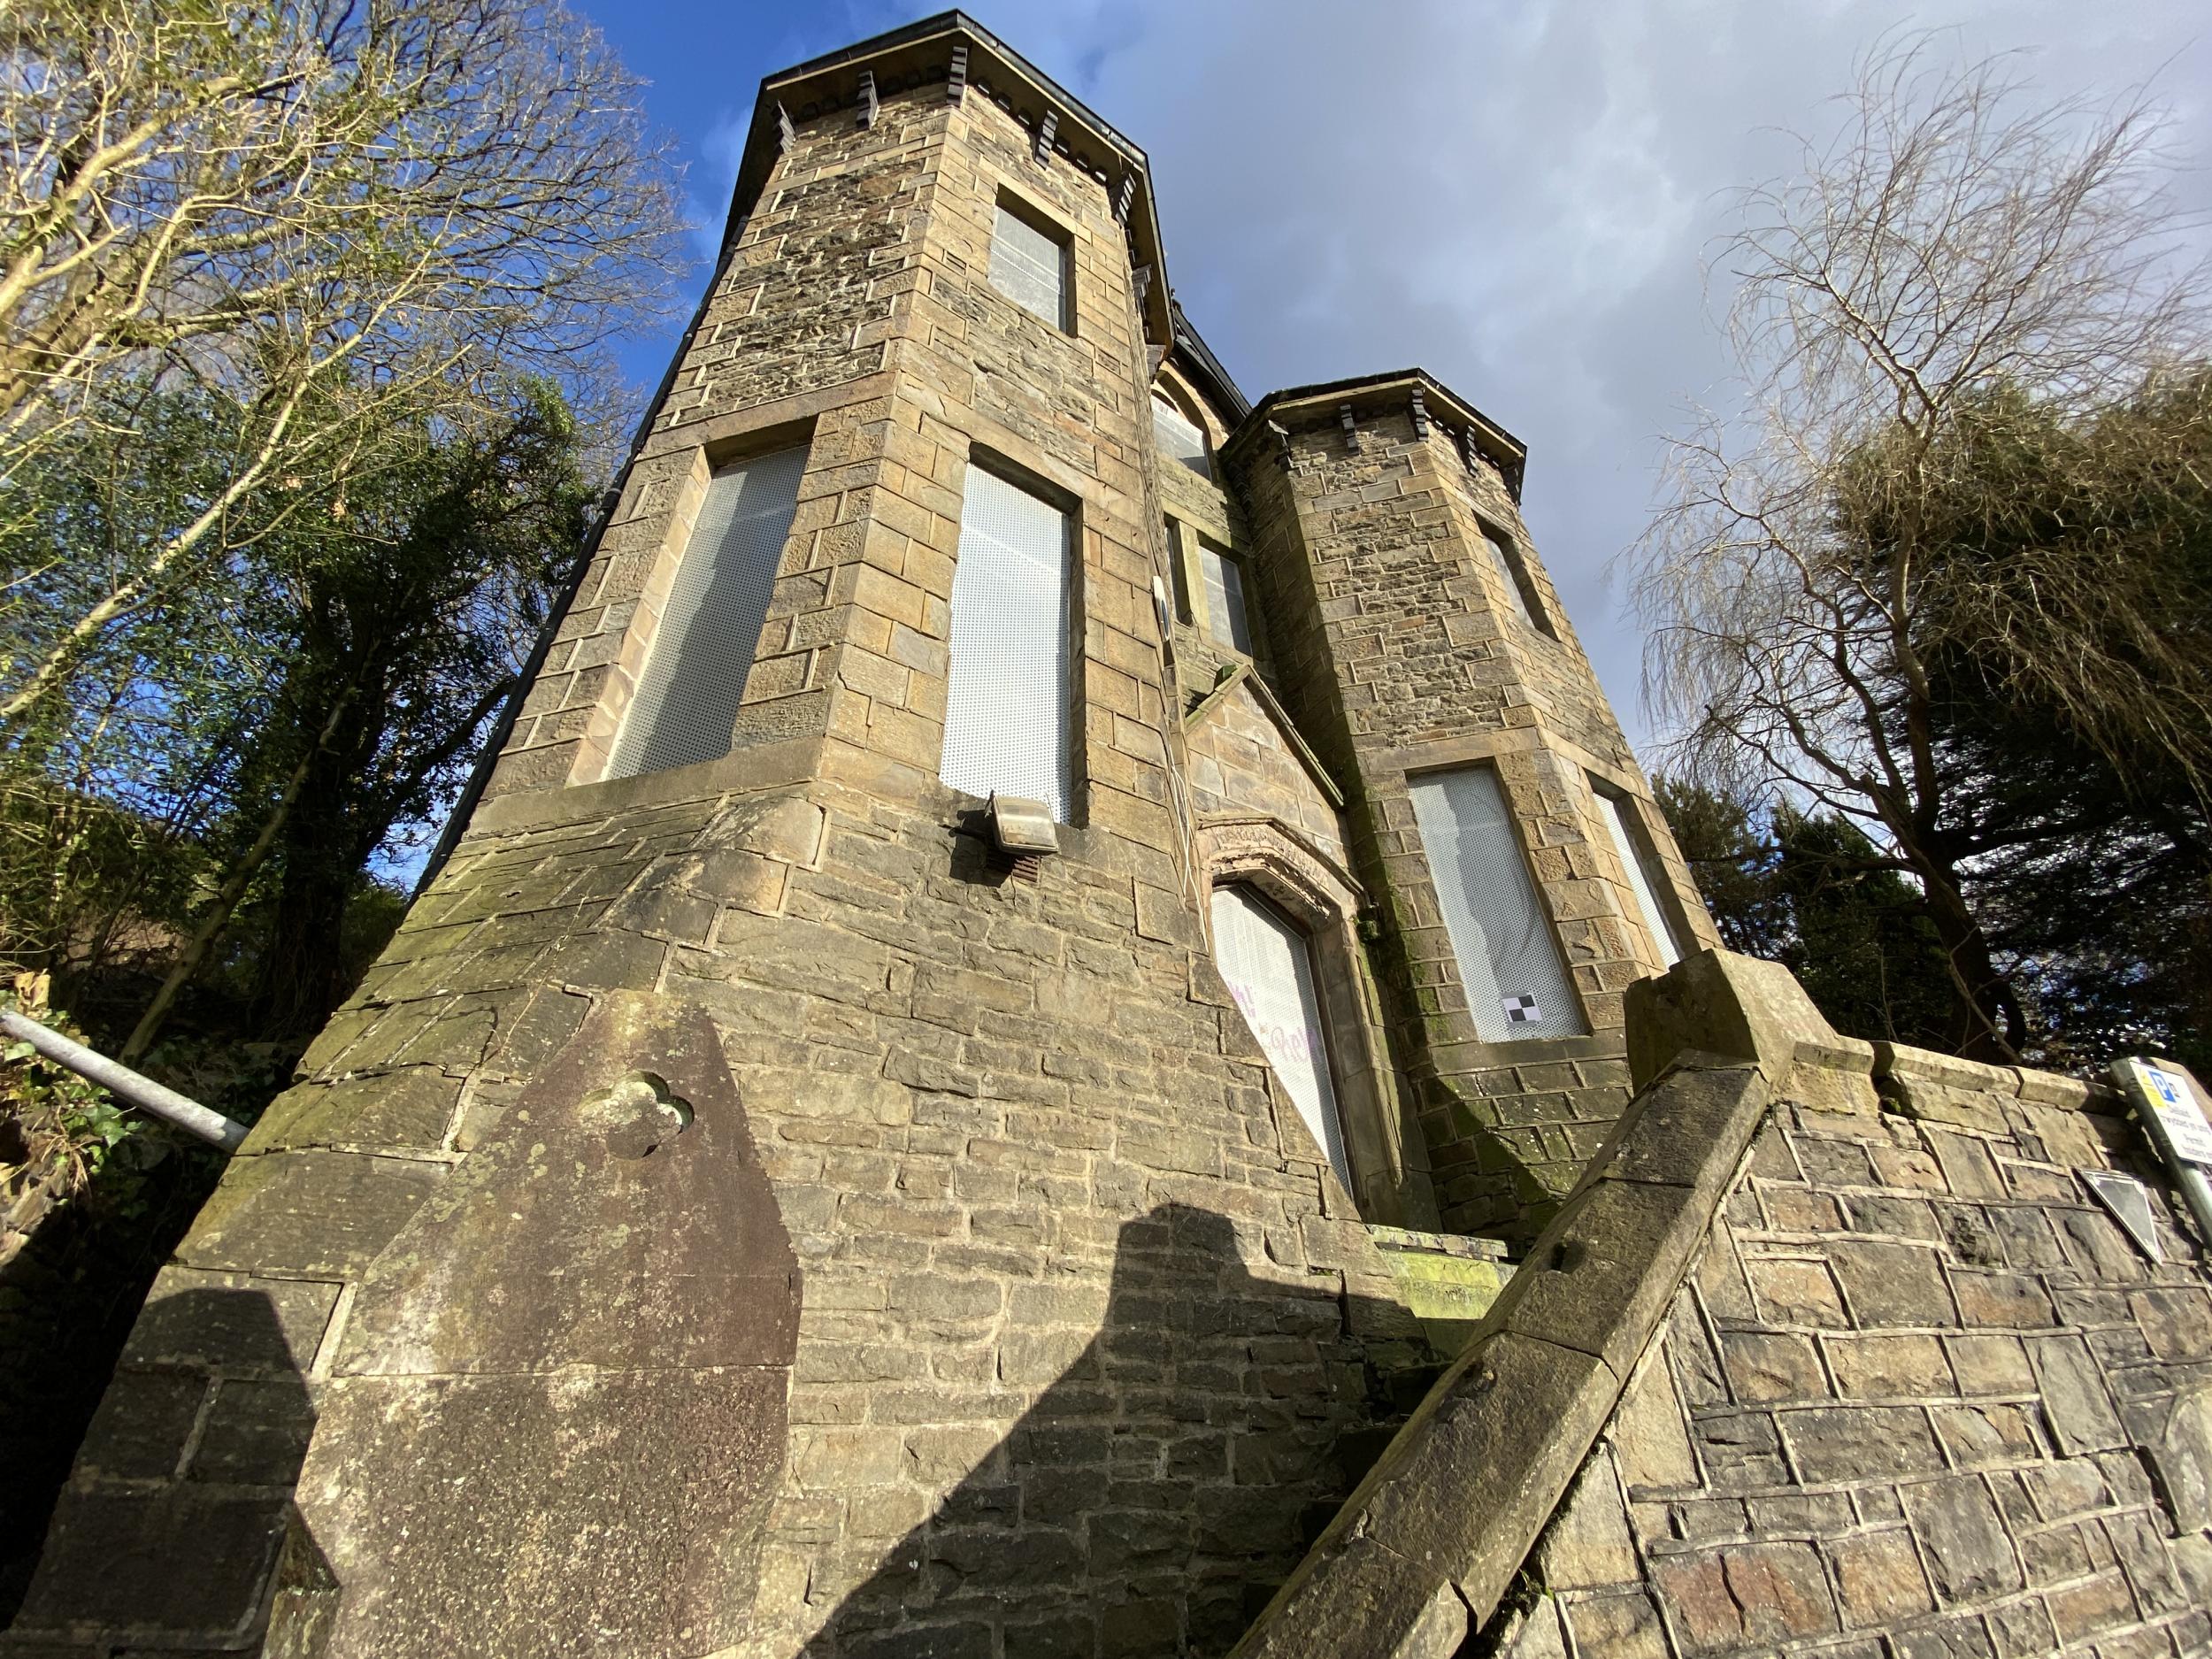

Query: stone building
[11,13,2211,1659]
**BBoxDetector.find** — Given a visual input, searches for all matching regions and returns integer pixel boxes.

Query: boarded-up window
[941,463,1075,820]
[1152,393,1211,478]
[1197,538,1252,654]
[1211,884,1351,1194]
[1594,787,1684,967]
[606,443,808,780]
[989,204,1068,328]
[1409,766,1586,1041]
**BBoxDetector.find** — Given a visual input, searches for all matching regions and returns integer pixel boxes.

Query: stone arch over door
[1195,816,1438,1228]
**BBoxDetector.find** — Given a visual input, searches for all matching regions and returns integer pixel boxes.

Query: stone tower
[11,14,1723,1655]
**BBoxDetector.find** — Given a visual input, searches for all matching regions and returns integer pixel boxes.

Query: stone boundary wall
[1229,950,2212,1659]
[1493,1042,2212,1659]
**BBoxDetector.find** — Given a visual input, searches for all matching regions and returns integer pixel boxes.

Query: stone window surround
[1372,721,1708,1036]
[1584,771,1696,976]
[1471,513,1559,641]
[549,414,1111,839]
[1196,814,1434,1228]
[988,184,1078,337]
[1191,528,1257,658]
[1164,514,1195,623]
[949,442,1090,823]
[1151,362,1229,450]
[1398,750,1601,1044]
[569,417,821,790]
[480,139,1153,841]
[1149,380,1215,480]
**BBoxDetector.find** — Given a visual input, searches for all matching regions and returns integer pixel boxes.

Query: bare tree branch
[1627,32,2210,1060]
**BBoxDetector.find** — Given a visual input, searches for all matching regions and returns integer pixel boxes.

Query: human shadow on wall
[6,1284,314,1645]
[806,1202,1441,1659]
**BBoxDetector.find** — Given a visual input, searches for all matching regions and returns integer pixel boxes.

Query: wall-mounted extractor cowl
[987,792,1058,852]
[987,791,1058,882]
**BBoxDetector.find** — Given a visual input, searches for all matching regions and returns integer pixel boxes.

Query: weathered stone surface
[2025,1333,2125,1455]
[1534,1456,1637,1590]
[1598,1064,1766,1196]
[189,1373,317,1484]
[1785,1406,1946,1483]
[1826,1333,1952,1398]
[290,1368,788,1658]
[1454,964,2212,1659]
[1648,1540,1838,1649]
[2124,1382,2212,1529]
[173,1150,445,1279]
[1228,1534,1470,1659]
[1830,1528,1934,1627]
[334,994,797,1378]
[1239,1333,1618,1656]
[1829,1239,1956,1327]
[1609,1348,1699,1494]
[1623,950,1850,1101]
[1718,1332,1826,1403]
[119,1269,339,1371]
[243,1067,463,1155]
[13,1486,291,1644]
[276,993,801,1657]
[1559,1588,1668,1659]
[1900,1476,2023,1604]
[73,1370,203,1480]
[1500,1177,1723,1376]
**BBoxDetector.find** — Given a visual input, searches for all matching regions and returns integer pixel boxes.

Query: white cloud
[947,0,2210,756]
[680,112,756,268]
[634,3,2206,756]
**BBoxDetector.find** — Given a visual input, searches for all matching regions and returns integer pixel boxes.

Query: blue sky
[572,0,2212,759]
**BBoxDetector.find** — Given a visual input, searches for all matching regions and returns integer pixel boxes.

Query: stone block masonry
[1233,950,2212,1659]
[1225,385,1718,1241]
[1501,1046,2212,1659]
[10,745,1456,1655]
[6,41,1485,1646]
[10,14,2080,1659]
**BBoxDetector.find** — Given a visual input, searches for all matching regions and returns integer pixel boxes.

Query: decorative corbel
[1458,425,1481,475]
[856,69,878,129]
[1269,419,1293,471]
[1033,110,1057,165]
[948,44,968,104]
[1132,264,1153,308]
[1114,173,1137,225]
[1409,387,1431,441]
[1339,403,1360,451]
[775,102,796,156]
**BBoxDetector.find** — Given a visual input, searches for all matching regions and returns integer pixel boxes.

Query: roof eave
[716,12,1174,349]
[1223,368,1528,499]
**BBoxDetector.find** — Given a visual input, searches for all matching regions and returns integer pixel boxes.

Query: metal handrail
[1,1008,248,1152]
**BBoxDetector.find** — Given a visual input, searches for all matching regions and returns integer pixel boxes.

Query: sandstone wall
[5,62,1454,1658]
[1182,675,1348,872]
[1500,1048,2212,1659]
[1228,394,1717,1240]
[1231,951,2212,1659]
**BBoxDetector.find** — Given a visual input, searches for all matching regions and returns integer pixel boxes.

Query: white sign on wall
[2139,1062,2212,1167]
